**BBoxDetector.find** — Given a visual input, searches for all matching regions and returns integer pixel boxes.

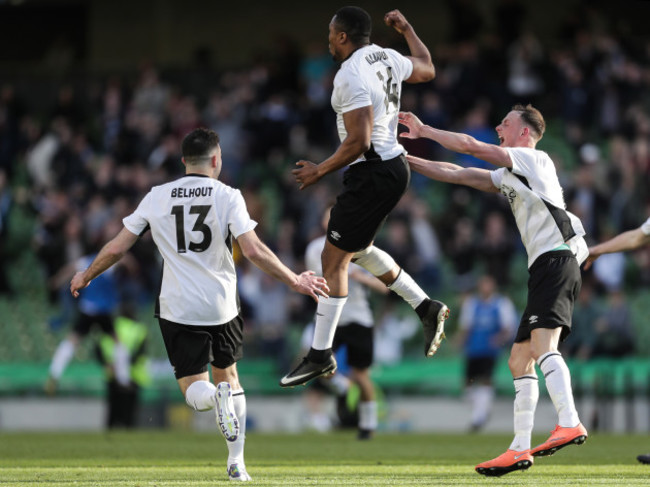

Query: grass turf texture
[0,431,647,486]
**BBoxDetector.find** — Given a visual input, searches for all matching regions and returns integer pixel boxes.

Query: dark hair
[512,104,545,140]
[181,128,220,161]
[334,6,371,45]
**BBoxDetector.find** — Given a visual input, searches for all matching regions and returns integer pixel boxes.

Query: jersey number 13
[171,205,212,253]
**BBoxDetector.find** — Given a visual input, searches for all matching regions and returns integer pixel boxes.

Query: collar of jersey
[342,43,372,64]
[182,173,210,178]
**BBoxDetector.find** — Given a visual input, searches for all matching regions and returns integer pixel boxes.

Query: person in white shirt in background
[300,206,388,439]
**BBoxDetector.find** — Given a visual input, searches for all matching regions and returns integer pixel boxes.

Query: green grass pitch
[0,431,647,486]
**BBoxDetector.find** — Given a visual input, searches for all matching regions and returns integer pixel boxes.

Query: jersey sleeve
[333,69,371,114]
[490,167,506,188]
[505,147,541,178]
[641,217,650,236]
[227,189,257,238]
[387,48,414,81]
[123,192,152,236]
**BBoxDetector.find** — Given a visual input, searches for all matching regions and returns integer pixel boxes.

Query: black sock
[415,298,431,320]
[307,347,332,362]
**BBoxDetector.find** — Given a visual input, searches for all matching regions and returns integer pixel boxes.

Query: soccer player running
[584,218,650,465]
[69,128,328,482]
[399,105,589,477]
[284,6,449,388]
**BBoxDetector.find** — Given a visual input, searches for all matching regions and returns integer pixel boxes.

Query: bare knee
[508,343,536,377]
[212,364,240,389]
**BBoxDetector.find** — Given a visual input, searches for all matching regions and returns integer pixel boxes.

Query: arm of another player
[399,112,512,168]
[292,106,372,190]
[384,10,435,83]
[70,227,140,297]
[237,229,329,301]
[407,154,500,194]
[349,268,389,295]
[584,227,650,270]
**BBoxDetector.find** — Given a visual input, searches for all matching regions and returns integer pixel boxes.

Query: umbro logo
[529,315,538,324]
[330,230,341,241]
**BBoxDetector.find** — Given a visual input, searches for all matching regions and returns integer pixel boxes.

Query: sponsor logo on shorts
[330,230,341,241]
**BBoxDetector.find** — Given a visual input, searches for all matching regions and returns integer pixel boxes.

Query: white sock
[470,385,494,427]
[537,351,580,427]
[358,401,377,431]
[227,389,246,466]
[185,380,217,411]
[312,296,347,350]
[387,270,427,309]
[509,375,539,451]
[113,341,131,386]
[50,339,76,379]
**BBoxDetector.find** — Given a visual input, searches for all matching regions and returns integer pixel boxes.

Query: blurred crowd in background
[1,0,649,368]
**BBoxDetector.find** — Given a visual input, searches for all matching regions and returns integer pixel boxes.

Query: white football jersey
[331,44,413,163]
[491,148,588,268]
[641,217,650,235]
[123,173,257,326]
[305,235,374,327]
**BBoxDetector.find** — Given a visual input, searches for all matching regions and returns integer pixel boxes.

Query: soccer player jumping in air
[400,105,589,476]
[284,6,449,388]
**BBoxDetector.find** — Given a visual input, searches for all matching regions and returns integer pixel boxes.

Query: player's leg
[343,324,376,439]
[529,327,587,457]
[349,367,376,439]
[211,316,250,481]
[526,253,586,457]
[280,241,351,387]
[101,314,130,387]
[47,320,86,395]
[466,357,496,432]
[475,342,536,476]
[213,364,251,481]
[352,245,449,357]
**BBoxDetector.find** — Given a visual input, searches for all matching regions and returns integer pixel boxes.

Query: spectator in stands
[478,211,515,287]
[457,274,517,432]
[560,280,601,361]
[0,169,12,296]
[591,290,635,358]
[447,217,478,292]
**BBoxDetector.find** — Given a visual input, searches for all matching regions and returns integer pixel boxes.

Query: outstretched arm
[584,227,650,270]
[237,230,329,301]
[399,111,512,168]
[407,155,499,193]
[384,10,435,83]
[70,227,139,297]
